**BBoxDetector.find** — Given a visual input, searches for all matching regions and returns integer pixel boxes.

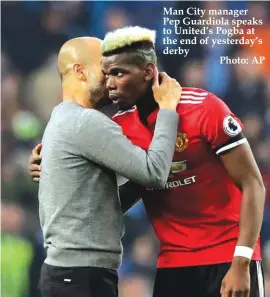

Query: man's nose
[106,77,117,90]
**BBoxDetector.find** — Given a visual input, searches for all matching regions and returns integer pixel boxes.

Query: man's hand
[28,143,42,182]
[152,69,182,110]
[221,258,250,297]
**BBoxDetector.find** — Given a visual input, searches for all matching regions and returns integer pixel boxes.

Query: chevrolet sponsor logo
[146,175,196,191]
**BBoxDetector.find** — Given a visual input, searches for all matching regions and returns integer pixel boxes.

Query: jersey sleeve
[200,93,247,155]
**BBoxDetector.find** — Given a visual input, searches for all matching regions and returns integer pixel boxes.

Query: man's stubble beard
[88,74,110,110]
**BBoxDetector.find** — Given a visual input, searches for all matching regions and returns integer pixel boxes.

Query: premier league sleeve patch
[223,115,242,137]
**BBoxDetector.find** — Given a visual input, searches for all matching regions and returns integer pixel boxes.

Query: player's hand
[28,143,42,183]
[220,258,250,297]
[152,68,182,110]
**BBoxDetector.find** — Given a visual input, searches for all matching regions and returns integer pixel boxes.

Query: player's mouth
[109,94,123,104]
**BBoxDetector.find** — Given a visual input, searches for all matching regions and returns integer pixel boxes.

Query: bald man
[38,37,182,297]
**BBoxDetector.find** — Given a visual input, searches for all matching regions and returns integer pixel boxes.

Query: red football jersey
[112,87,261,268]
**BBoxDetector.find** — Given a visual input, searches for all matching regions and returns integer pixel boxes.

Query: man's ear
[73,64,87,81]
[144,63,156,82]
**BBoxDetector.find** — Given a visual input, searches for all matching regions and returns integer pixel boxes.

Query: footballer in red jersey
[112,87,262,266]
[29,27,266,297]
[101,27,265,297]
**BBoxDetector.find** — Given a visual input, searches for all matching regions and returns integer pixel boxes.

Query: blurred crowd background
[1,1,270,297]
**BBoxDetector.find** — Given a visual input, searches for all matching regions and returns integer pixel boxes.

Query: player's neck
[136,92,158,125]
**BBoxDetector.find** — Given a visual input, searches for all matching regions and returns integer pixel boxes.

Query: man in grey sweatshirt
[37,37,181,297]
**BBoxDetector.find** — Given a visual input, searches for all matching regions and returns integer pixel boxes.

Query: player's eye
[111,70,124,78]
[116,72,123,78]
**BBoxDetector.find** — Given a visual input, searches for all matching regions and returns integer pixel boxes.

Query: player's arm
[202,94,265,255]
[220,143,265,259]
[119,181,145,213]
[201,93,265,297]
[219,143,265,297]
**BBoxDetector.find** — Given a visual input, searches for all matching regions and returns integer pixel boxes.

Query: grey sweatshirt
[39,101,178,269]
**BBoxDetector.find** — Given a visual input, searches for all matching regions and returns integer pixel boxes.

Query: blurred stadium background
[1,1,270,297]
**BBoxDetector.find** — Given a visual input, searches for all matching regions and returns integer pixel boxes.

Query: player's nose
[106,76,117,91]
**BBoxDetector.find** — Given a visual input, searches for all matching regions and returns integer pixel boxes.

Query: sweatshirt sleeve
[78,108,179,188]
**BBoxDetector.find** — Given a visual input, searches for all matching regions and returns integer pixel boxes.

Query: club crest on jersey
[223,115,242,137]
[175,132,188,152]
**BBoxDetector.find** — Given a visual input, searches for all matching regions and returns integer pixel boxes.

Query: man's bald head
[58,37,102,81]
[58,37,109,110]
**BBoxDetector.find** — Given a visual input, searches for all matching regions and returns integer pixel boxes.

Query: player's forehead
[101,52,136,71]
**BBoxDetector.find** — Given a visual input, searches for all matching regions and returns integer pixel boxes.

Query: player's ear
[144,63,155,82]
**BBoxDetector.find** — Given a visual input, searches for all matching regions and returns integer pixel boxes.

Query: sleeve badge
[223,115,242,137]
